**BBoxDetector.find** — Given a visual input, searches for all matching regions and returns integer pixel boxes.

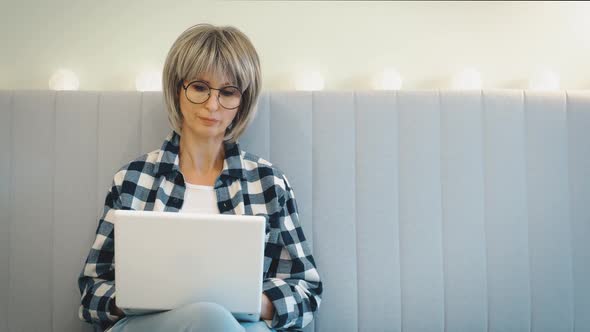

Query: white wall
[1,0,589,91]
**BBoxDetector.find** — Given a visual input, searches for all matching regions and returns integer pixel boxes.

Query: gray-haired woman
[78,23,322,332]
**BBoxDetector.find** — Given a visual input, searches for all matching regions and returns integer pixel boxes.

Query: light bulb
[528,69,560,91]
[295,71,324,91]
[49,69,80,91]
[375,69,403,90]
[451,68,482,90]
[136,70,162,91]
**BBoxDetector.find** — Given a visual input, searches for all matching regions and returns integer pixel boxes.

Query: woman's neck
[178,129,225,182]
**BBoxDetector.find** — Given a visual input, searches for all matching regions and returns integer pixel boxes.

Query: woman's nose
[204,90,221,111]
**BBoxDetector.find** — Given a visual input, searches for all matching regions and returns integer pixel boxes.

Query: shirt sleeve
[77,178,125,330]
[262,174,323,330]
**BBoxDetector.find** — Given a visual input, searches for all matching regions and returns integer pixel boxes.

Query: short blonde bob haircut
[162,23,261,143]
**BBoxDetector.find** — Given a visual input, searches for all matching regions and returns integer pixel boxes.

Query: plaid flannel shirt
[78,131,322,331]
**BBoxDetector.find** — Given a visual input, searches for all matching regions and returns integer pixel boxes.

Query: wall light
[136,70,162,92]
[295,71,324,91]
[451,68,482,90]
[49,69,80,91]
[528,69,560,91]
[375,68,403,90]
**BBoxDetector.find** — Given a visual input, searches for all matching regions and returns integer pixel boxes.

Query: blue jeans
[109,302,275,332]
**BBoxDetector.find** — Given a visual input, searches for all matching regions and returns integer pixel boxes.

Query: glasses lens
[218,86,242,109]
[186,81,210,104]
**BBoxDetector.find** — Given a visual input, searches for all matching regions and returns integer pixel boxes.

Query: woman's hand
[110,298,125,317]
[260,293,275,320]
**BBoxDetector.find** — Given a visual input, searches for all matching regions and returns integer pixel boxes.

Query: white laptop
[112,210,266,322]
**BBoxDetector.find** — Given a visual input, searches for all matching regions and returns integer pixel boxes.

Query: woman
[78,23,322,332]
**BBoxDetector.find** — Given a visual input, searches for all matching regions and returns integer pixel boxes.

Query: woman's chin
[184,124,224,140]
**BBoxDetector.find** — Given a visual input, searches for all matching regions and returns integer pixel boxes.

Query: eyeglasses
[181,80,242,110]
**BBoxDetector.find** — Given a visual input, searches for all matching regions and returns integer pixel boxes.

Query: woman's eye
[221,88,241,97]
[189,82,208,92]
[220,89,236,97]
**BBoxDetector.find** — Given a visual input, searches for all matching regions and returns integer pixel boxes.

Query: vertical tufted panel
[312,92,358,332]
[53,91,99,332]
[567,92,590,332]
[9,91,56,331]
[483,90,532,331]
[240,92,271,162]
[264,91,315,332]
[140,92,169,155]
[0,91,12,332]
[96,92,142,215]
[266,92,314,251]
[355,91,402,332]
[397,91,445,332]
[524,91,574,331]
[439,91,488,332]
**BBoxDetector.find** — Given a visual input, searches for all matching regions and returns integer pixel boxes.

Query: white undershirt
[180,182,220,214]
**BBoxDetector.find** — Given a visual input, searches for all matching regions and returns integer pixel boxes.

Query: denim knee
[173,302,244,332]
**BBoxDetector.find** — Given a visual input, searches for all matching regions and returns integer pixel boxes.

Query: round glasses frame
[181,80,242,110]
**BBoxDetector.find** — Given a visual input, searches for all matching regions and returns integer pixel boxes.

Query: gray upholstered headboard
[0,90,589,332]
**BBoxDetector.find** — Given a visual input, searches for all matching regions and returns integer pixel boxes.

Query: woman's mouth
[198,116,219,125]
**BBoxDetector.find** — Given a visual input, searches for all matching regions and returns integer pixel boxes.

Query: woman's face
[178,72,239,141]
